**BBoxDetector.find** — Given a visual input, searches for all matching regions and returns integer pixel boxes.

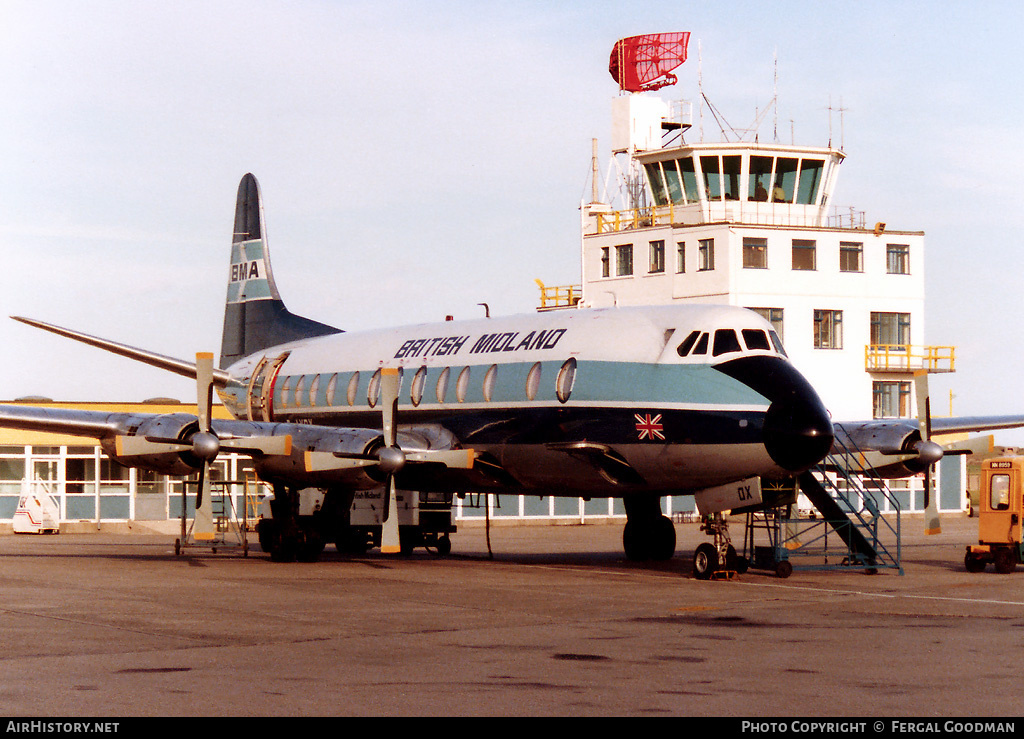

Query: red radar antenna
[609,33,690,92]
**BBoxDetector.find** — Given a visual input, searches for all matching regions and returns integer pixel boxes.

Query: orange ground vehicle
[965,457,1023,574]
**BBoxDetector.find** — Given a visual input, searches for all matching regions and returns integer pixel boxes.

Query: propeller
[914,371,942,535]
[302,367,476,553]
[115,352,292,540]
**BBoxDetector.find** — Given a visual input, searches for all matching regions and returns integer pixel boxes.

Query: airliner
[1,174,1019,571]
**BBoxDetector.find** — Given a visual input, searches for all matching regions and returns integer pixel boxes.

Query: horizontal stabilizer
[11,316,230,386]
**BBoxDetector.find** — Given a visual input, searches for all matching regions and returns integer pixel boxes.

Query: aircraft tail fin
[220,173,342,368]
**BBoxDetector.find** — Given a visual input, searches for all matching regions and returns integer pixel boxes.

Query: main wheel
[693,543,718,580]
[649,515,676,561]
[623,520,648,561]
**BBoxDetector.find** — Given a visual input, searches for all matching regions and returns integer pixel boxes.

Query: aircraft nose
[713,356,834,473]
[762,395,834,472]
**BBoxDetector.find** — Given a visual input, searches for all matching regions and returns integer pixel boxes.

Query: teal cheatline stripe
[573,361,769,406]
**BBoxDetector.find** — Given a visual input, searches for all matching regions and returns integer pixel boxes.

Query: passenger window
[294,376,306,407]
[741,329,771,351]
[279,376,293,409]
[456,367,471,402]
[367,369,381,408]
[526,362,542,400]
[556,358,577,403]
[483,365,498,402]
[325,373,338,406]
[712,329,742,357]
[308,374,320,407]
[676,330,701,357]
[346,372,360,406]
[436,367,450,403]
[991,474,1011,511]
[410,366,427,407]
[692,333,709,355]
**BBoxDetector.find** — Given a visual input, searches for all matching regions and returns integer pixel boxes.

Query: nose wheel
[693,513,748,580]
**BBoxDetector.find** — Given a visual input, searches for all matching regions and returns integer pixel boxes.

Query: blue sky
[2,1,1024,441]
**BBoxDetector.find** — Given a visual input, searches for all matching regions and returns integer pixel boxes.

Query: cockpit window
[692,332,709,355]
[769,330,788,357]
[676,330,701,357]
[741,329,771,351]
[712,329,742,357]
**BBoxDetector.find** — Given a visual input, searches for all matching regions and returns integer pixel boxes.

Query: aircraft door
[980,466,1021,546]
[246,352,290,422]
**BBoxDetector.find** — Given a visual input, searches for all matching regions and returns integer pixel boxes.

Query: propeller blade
[380,368,400,449]
[405,448,477,469]
[220,434,293,457]
[380,475,401,554]
[193,462,216,541]
[303,450,378,472]
[115,435,191,457]
[914,371,941,535]
[196,352,215,434]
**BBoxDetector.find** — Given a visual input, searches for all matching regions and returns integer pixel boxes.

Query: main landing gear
[692,513,749,580]
[622,496,676,561]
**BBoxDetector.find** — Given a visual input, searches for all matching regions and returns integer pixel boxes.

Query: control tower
[540,34,953,427]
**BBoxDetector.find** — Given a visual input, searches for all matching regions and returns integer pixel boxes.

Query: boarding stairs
[744,434,903,575]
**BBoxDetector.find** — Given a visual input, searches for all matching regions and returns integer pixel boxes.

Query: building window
[616,245,633,276]
[887,244,910,274]
[873,381,911,418]
[870,312,911,350]
[698,238,714,271]
[743,237,768,269]
[676,242,685,273]
[601,247,610,278]
[649,240,665,273]
[813,309,843,349]
[792,239,816,270]
[747,307,784,340]
[840,242,863,272]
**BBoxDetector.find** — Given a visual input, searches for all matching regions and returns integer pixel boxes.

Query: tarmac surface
[0,513,1020,718]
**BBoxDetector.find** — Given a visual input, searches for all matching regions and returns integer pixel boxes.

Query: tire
[964,552,987,573]
[649,516,676,561]
[434,534,452,556]
[623,520,648,561]
[775,560,793,579]
[693,543,718,580]
[994,547,1017,574]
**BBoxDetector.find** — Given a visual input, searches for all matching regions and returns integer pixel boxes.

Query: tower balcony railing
[535,279,582,311]
[588,201,844,234]
[865,344,956,373]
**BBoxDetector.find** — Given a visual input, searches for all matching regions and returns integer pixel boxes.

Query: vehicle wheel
[434,534,452,556]
[623,520,648,561]
[994,547,1017,574]
[775,560,793,579]
[649,516,676,561]
[693,543,718,580]
[964,552,987,573]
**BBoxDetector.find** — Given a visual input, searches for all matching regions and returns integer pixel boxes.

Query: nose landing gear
[693,513,748,580]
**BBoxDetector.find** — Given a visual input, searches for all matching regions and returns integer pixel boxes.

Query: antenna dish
[609,33,690,92]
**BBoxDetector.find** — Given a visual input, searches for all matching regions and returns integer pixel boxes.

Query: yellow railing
[865,344,956,373]
[535,279,582,311]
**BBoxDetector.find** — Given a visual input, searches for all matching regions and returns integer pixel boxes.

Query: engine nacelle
[99,413,203,475]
